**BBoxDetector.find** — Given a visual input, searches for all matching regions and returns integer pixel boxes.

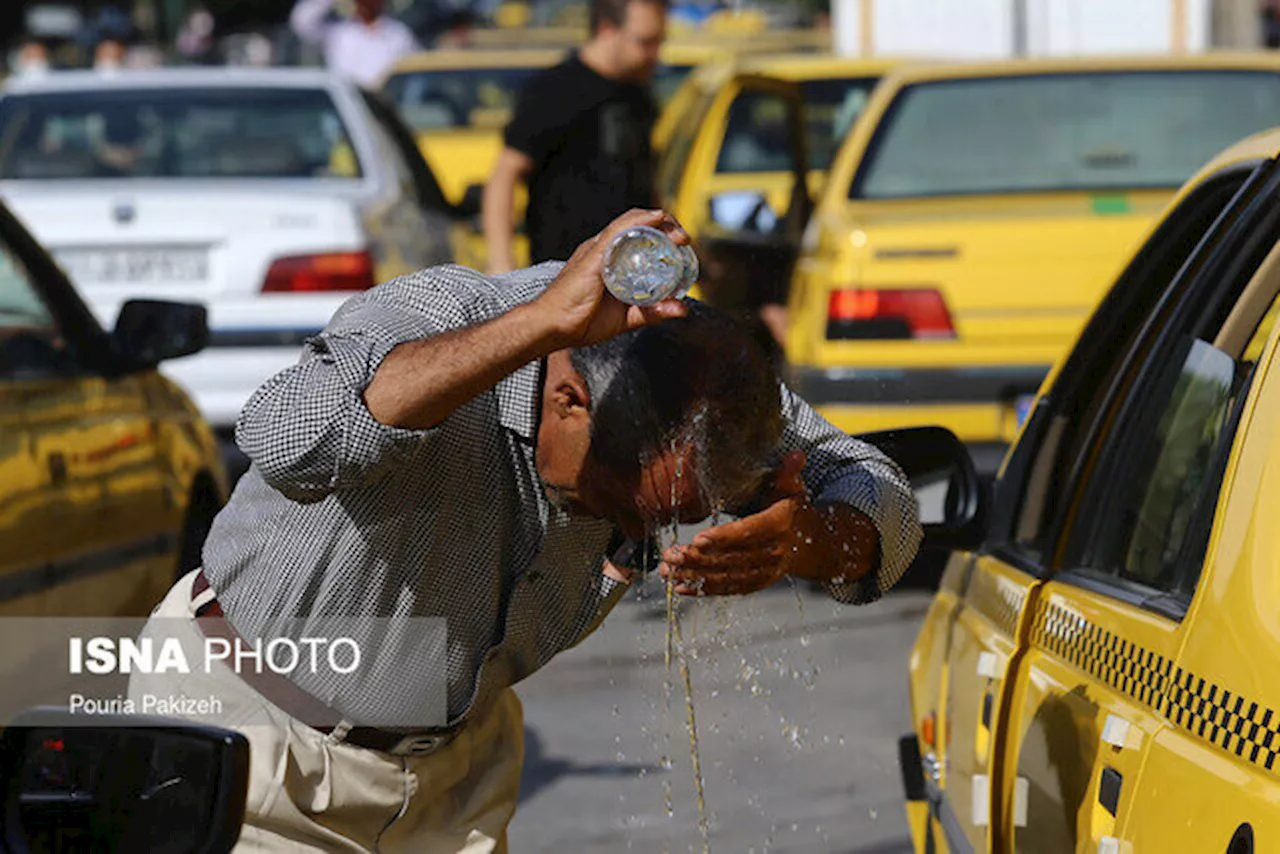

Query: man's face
[603,0,666,84]
[535,353,707,539]
[581,445,710,540]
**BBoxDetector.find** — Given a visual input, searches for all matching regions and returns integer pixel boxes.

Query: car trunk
[790,190,1174,370]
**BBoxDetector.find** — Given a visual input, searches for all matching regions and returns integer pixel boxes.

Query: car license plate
[1014,393,1036,428]
[56,247,209,285]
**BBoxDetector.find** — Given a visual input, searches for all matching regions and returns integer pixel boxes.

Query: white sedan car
[0,68,461,470]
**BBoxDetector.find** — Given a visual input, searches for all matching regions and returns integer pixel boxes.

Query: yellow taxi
[903,126,1280,853]
[786,54,1280,474]
[0,200,226,618]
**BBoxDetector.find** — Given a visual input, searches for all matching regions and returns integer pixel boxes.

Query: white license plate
[57,248,209,285]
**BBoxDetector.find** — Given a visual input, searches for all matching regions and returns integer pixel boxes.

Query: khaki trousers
[129,571,524,854]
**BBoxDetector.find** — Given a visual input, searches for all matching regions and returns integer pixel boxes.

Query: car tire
[176,478,221,580]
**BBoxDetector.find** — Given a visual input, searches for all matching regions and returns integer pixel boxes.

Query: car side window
[1081,337,1240,592]
[0,242,78,378]
[715,89,799,175]
[1001,170,1255,566]
[1056,169,1280,606]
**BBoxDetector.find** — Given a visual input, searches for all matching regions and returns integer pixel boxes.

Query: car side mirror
[456,183,484,221]
[113,299,209,367]
[1,708,250,854]
[708,190,779,235]
[859,426,988,552]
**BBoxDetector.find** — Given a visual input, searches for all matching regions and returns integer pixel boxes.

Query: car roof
[739,53,904,80]
[2,67,345,95]
[386,48,567,74]
[1177,126,1280,193]
[882,51,1280,85]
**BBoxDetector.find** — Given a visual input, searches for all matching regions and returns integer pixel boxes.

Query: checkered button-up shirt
[202,262,922,728]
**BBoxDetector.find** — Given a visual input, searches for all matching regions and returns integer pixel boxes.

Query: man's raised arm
[237,209,688,503]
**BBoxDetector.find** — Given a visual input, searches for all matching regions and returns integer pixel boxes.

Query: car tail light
[826,288,956,340]
[262,251,376,293]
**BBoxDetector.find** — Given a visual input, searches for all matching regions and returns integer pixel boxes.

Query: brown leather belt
[191,571,459,756]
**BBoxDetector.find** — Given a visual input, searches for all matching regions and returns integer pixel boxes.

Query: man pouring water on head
[131,209,922,853]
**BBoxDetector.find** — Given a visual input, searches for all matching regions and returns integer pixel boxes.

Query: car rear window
[852,71,1280,199]
[383,67,547,131]
[0,88,363,180]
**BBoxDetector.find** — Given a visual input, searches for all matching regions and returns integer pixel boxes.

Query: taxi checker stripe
[1033,600,1280,772]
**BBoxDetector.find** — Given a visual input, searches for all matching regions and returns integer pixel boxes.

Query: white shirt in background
[290,0,419,89]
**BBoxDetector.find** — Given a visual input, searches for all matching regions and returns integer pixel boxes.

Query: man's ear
[548,375,590,418]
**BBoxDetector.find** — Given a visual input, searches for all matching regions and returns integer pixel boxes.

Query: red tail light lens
[262,251,376,293]
[827,288,956,340]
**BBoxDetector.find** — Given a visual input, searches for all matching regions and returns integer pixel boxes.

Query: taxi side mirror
[708,190,779,234]
[112,299,209,368]
[859,426,988,552]
[1,708,249,854]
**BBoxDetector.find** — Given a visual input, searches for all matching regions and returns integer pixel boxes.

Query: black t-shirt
[505,54,657,263]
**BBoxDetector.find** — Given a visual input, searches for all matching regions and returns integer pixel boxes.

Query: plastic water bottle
[601,225,699,307]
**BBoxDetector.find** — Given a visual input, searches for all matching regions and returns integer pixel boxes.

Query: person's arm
[238,209,689,503]
[482,147,532,275]
[661,383,922,605]
[290,0,334,45]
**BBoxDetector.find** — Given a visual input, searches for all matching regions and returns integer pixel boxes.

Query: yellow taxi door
[988,159,1280,854]
[1111,176,1280,853]
[0,219,174,618]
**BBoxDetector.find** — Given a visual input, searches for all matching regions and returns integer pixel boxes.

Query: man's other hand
[658,451,881,596]
[533,209,690,349]
[659,451,806,596]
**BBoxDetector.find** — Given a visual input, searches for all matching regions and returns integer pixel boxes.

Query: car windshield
[383,67,548,131]
[0,88,363,181]
[800,76,880,169]
[853,71,1280,199]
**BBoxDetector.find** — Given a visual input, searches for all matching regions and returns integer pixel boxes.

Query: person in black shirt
[482,0,666,272]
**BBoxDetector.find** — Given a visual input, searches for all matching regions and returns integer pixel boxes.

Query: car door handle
[1099,766,1122,817]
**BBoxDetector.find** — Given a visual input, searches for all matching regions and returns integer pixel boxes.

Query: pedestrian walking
[289,0,419,89]
[482,0,667,273]
[129,209,921,852]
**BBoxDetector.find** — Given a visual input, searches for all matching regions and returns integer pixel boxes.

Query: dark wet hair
[590,0,669,34]
[570,300,783,509]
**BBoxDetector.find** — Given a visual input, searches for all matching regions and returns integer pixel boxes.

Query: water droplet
[799,635,811,648]
[869,808,878,820]
[612,705,622,717]
[616,751,626,761]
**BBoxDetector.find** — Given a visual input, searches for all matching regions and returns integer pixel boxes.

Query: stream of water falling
[665,450,710,854]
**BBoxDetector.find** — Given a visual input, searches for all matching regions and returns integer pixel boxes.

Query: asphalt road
[511,575,933,854]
